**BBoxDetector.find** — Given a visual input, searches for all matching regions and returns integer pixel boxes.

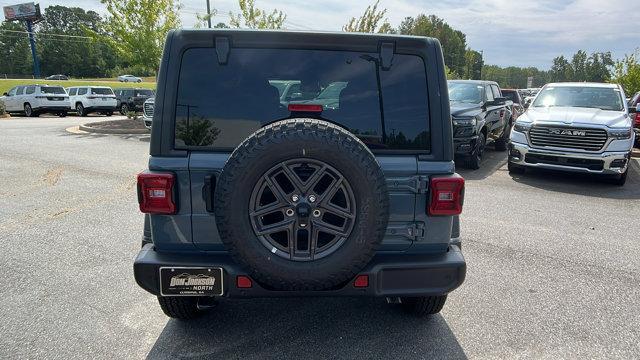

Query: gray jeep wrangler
[134,29,466,320]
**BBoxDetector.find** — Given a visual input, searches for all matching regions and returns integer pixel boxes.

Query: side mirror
[494,97,507,105]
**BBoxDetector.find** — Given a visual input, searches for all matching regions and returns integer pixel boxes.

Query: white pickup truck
[508,82,634,185]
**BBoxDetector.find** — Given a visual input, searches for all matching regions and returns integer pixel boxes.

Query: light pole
[206,0,212,28]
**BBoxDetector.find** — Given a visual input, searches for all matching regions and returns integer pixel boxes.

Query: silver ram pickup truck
[508,82,634,185]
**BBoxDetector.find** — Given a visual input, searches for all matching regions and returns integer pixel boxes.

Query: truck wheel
[120,104,129,115]
[464,132,485,170]
[157,296,201,320]
[494,123,510,151]
[508,161,525,174]
[610,169,628,186]
[401,295,447,317]
[214,119,389,291]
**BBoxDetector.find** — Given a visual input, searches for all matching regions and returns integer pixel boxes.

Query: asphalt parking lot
[1,115,639,359]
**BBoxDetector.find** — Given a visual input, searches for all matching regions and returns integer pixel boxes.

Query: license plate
[159,267,224,296]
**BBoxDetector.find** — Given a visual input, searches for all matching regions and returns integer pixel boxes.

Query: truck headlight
[513,121,532,133]
[609,129,631,140]
[452,117,476,126]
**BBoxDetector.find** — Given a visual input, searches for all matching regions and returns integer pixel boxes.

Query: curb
[79,122,150,135]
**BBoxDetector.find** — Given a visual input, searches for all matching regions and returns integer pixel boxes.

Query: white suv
[68,86,117,117]
[142,97,154,129]
[1,84,70,117]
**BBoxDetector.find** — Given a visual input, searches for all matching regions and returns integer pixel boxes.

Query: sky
[2,0,637,69]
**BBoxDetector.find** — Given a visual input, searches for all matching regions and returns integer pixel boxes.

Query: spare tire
[214,119,389,290]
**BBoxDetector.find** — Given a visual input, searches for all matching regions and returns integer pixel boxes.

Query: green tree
[398,15,467,77]
[549,55,573,82]
[0,22,32,76]
[613,49,640,95]
[464,49,483,80]
[571,50,588,81]
[343,1,393,34]
[229,0,286,29]
[99,0,181,75]
[585,52,613,82]
[38,5,117,78]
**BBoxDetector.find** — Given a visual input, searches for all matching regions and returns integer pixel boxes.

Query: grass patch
[0,79,156,95]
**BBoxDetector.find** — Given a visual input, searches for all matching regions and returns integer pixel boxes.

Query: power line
[0,29,94,39]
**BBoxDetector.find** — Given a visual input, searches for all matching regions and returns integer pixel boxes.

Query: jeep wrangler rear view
[134,30,466,320]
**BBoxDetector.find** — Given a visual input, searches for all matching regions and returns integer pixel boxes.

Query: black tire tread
[157,296,200,320]
[401,295,447,317]
[214,118,389,291]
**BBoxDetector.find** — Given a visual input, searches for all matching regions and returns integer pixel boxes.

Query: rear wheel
[464,132,485,170]
[157,297,201,320]
[120,103,129,115]
[24,103,35,117]
[58,111,67,118]
[494,121,510,151]
[76,103,86,117]
[105,110,113,117]
[401,295,447,317]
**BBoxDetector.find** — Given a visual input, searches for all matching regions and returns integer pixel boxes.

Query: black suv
[114,87,154,114]
[134,30,466,320]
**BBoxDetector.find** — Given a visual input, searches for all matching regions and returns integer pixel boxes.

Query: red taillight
[428,175,465,216]
[635,113,640,127]
[288,104,323,113]
[353,275,369,288]
[137,172,176,214]
[236,275,253,288]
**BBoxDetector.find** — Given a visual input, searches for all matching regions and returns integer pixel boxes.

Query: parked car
[117,74,142,83]
[114,88,154,114]
[0,84,69,117]
[628,93,640,146]
[45,74,69,80]
[508,82,634,185]
[448,80,513,169]
[502,89,525,120]
[134,29,466,320]
[67,86,117,116]
[142,97,154,129]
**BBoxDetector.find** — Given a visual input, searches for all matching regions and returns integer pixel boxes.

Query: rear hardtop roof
[169,28,440,54]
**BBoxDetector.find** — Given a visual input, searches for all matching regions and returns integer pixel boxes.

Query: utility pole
[25,19,40,78]
[206,0,212,28]
[479,50,484,80]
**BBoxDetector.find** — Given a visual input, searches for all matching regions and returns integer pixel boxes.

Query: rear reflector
[635,113,640,126]
[288,104,323,112]
[428,175,465,216]
[353,275,369,288]
[137,172,176,214]
[236,275,253,288]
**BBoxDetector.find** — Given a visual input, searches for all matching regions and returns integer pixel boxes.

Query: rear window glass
[174,48,430,151]
[135,89,153,96]
[91,88,113,95]
[41,86,65,94]
[502,90,518,103]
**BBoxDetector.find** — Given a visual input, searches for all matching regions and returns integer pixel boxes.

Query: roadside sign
[3,2,40,21]
[527,76,533,88]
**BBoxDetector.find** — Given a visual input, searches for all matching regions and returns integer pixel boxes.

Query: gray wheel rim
[24,104,31,116]
[248,158,356,262]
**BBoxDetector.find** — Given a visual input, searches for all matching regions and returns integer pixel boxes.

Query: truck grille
[529,125,608,151]
[143,102,154,118]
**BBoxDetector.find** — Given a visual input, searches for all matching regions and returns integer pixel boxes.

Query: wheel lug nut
[308,195,317,203]
[292,195,299,202]
[285,209,295,217]
[312,209,321,217]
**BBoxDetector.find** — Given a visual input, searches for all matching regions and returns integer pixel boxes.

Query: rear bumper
[509,141,631,175]
[85,106,117,111]
[33,105,71,112]
[134,244,466,298]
